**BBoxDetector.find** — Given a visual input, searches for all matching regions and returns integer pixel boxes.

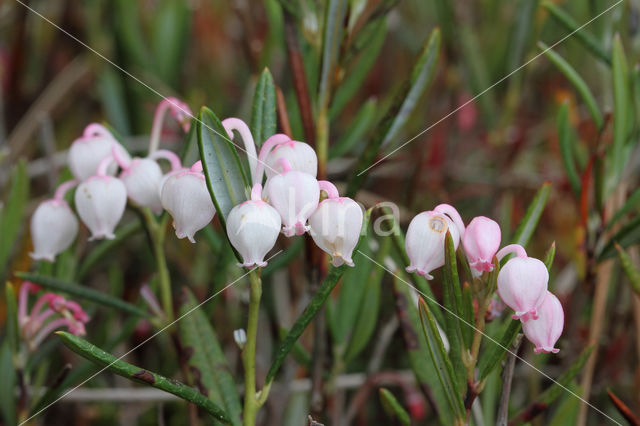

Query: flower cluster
[405,208,564,354]
[18,282,90,351]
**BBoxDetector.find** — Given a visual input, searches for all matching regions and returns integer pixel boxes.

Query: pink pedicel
[308,182,363,267]
[463,216,501,275]
[522,291,564,354]
[405,207,462,280]
[226,184,281,268]
[18,282,90,351]
[264,158,320,237]
[497,255,548,321]
[68,123,130,181]
[30,180,79,262]
[148,97,193,154]
[222,118,259,184]
[160,161,215,243]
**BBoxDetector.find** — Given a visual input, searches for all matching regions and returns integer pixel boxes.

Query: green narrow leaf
[541,43,603,131]
[511,182,551,247]
[329,98,377,159]
[151,0,189,85]
[0,343,16,426]
[615,244,640,295]
[56,332,230,423]
[4,283,19,354]
[251,68,277,148]
[606,186,640,230]
[418,298,466,419]
[611,34,630,180]
[477,319,521,380]
[178,289,242,425]
[317,0,348,111]
[556,102,582,195]
[442,232,466,389]
[265,209,372,384]
[379,388,411,426]
[346,27,441,196]
[542,1,610,65]
[0,161,29,278]
[197,106,250,229]
[17,273,150,318]
[506,0,539,71]
[544,241,557,272]
[461,282,474,349]
[598,215,640,260]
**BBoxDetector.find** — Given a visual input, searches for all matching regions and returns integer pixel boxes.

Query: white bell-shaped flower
[405,210,461,279]
[264,159,319,237]
[160,161,215,243]
[30,197,79,262]
[308,181,363,267]
[120,158,164,213]
[68,124,130,181]
[497,253,548,321]
[265,140,318,178]
[226,184,281,268]
[75,176,127,241]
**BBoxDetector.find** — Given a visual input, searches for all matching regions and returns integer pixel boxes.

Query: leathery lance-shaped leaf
[541,43,604,131]
[477,319,521,381]
[542,1,611,65]
[250,68,277,148]
[509,345,594,425]
[442,232,467,390]
[379,388,411,426]
[391,271,452,426]
[511,182,551,248]
[265,209,372,384]
[615,244,640,295]
[612,34,630,181]
[197,106,250,228]
[544,241,557,272]
[418,298,466,420]
[346,28,441,197]
[56,332,230,423]
[598,215,640,260]
[17,272,150,318]
[0,160,28,277]
[556,101,582,195]
[178,288,242,425]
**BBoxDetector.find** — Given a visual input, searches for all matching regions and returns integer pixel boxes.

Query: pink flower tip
[534,346,560,354]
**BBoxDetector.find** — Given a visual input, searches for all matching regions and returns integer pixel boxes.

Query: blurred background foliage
[2,0,640,425]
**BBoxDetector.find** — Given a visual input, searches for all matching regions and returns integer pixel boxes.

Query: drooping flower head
[463,216,501,276]
[30,180,79,262]
[522,291,564,354]
[252,134,318,186]
[68,123,130,181]
[226,184,281,268]
[308,181,363,267]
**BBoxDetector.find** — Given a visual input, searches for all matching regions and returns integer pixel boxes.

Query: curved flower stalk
[522,291,564,353]
[222,118,259,184]
[264,158,320,237]
[75,156,128,241]
[160,161,215,243]
[18,282,89,351]
[463,216,501,276]
[68,123,130,181]
[405,206,463,279]
[308,181,363,267]
[148,97,193,154]
[30,180,79,262]
[496,244,548,321]
[226,184,281,268]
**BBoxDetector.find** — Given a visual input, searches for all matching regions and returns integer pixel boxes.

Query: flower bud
[497,256,548,321]
[264,167,319,237]
[405,211,460,279]
[226,185,281,268]
[30,199,78,262]
[522,291,564,354]
[75,176,128,240]
[160,163,215,243]
[265,140,318,179]
[68,126,130,181]
[120,158,164,213]
[463,216,501,275]
[308,196,363,267]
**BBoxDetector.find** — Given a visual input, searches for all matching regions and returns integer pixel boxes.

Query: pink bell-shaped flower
[226,184,281,268]
[463,216,501,275]
[68,123,130,181]
[265,140,318,179]
[264,158,319,236]
[30,181,79,262]
[405,204,464,279]
[496,247,548,321]
[160,161,215,243]
[75,158,127,241]
[308,181,363,267]
[522,291,564,354]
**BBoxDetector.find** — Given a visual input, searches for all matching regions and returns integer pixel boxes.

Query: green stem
[243,270,264,426]
[141,209,173,322]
